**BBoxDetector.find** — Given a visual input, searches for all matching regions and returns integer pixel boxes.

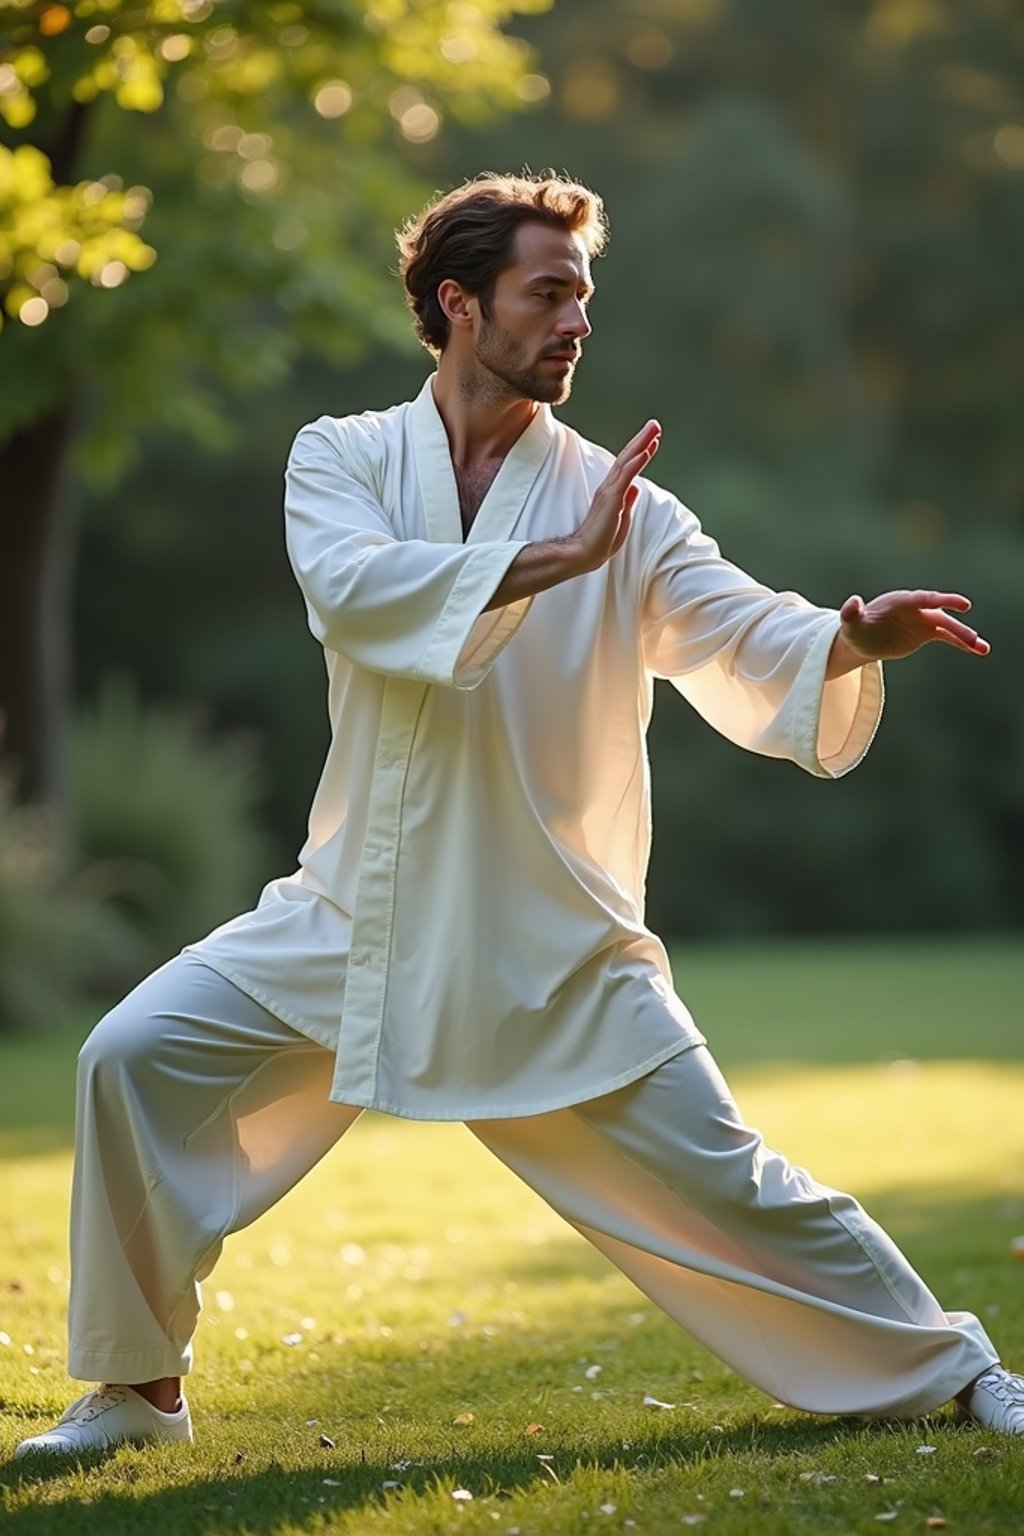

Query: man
[16,172,1022,1457]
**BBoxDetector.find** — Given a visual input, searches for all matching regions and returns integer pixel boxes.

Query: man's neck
[432,354,538,467]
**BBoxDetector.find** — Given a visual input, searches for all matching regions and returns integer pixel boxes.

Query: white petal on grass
[799,1472,837,1484]
[452,1487,473,1501]
[681,1518,708,1528]
[729,1488,745,1498]
[599,1503,617,1515]
[281,1331,303,1346]
[584,1364,603,1380]
[875,1515,898,1524]
[916,1445,938,1455]
[642,1394,676,1409]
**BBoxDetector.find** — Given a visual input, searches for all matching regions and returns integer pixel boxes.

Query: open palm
[839,590,990,662]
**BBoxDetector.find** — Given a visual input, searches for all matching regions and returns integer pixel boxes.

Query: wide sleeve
[284,418,532,689]
[638,484,883,779]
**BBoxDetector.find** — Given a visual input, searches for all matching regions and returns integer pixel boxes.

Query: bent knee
[77,996,163,1085]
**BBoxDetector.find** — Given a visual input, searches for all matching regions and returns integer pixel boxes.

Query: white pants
[69,955,996,1417]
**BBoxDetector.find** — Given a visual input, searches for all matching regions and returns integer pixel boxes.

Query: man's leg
[16,954,358,1455]
[469,1045,999,1420]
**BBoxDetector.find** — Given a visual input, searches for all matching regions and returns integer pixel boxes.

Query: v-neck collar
[410,373,555,546]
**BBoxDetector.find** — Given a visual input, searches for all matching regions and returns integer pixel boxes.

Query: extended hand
[567,419,661,574]
[830,590,990,674]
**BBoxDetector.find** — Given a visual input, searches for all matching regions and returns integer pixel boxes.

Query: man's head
[397,172,607,404]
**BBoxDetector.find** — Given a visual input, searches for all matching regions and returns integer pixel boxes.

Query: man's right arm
[483,420,661,611]
[286,419,529,690]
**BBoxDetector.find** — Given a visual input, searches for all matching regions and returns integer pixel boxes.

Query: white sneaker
[961,1366,1024,1434]
[14,1385,192,1457]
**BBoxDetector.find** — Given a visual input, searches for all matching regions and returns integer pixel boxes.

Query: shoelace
[58,1387,128,1427]
[975,1369,1024,1407]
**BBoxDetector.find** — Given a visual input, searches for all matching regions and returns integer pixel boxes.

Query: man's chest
[453,460,503,538]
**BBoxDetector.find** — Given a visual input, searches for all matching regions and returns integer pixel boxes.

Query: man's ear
[437,278,477,333]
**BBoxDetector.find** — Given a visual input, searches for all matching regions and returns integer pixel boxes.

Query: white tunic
[188,375,883,1119]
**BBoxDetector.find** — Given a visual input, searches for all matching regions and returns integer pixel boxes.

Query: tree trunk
[0,99,90,831]
[0,401,76,830]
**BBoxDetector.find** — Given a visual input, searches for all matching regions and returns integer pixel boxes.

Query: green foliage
[70,678,270,972]
[0,0,551,460]
[0,772,130,1032]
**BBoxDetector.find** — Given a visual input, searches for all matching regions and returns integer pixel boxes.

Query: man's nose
[558,300,591,340]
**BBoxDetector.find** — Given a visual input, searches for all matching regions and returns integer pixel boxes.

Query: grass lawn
[1,935,1022,1534]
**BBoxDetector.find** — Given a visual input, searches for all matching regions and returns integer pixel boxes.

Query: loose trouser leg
[69,955,357,1383]
[470,1045,997,1418]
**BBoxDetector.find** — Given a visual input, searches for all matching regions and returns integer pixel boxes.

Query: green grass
[2,936,1023,1534]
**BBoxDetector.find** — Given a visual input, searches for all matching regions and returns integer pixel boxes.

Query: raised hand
[568,419,661,574]
[828,590,990,677]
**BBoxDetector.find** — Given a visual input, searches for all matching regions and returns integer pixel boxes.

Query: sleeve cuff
[780,619,885,779]
[419,541,532,689]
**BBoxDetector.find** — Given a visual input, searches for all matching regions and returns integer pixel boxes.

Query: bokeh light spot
[440,35,476,65]
[273,217,307,252]
[240,159,280,193]
[98,260,129,289]
[515,73,550,103]
[159,35,193,63]
[39,5,72,37]
[994,125,1024,170]
[562,60,621,121]
[238,132,273,160]
[624,29,673,70]
[313,81,353,119]
[399,103,440,143]
[19,296,49,326]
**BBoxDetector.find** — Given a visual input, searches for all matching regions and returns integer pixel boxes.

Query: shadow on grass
[0,1412,973,1535]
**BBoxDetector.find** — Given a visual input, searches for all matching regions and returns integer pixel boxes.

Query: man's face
[473,221,594,405]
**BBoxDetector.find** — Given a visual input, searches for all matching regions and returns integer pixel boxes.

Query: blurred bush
[0,775,130,1033]
[0,682,271,1032]
[70,680,270,978]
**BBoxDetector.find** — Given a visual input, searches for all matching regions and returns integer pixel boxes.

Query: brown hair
[397,171,607,353]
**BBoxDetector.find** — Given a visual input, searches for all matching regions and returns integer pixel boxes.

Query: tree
[0,0,549,813]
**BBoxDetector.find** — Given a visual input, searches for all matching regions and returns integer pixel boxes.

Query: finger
[920,609,985,646]
[605,444,658,495]
[909,591,971,613]
[616,420,661,465]
[933,626,990,656]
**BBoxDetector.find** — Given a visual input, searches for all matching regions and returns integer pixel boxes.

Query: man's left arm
[638,486,988,780]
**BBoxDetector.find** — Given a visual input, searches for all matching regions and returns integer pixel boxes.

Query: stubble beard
[470,315,575,406]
